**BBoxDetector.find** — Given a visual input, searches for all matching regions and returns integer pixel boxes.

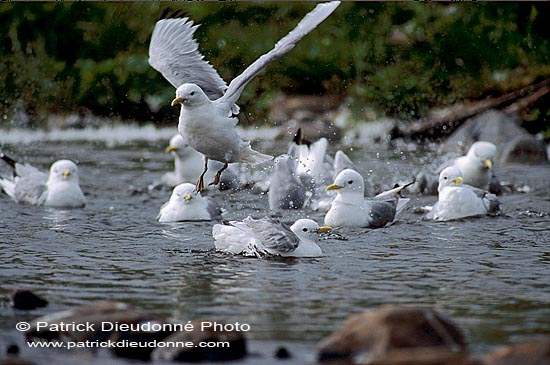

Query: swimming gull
[157,183,221,222]
[426,166,500,221]
[149,1,341,191]
[0,154,86,208]
[213,217,331,258]
[324,169,411,228]
[441,141,497,190]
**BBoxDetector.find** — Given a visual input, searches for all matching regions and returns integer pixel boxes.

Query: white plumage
[0,158,86,208]
[427,166,500,221]
[324,169,410,228]
[148,1,341,190]
[213,217,331,258]
[157,183,221,223]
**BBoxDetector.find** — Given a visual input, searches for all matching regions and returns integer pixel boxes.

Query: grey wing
[13,166,48,205]
[463,185,500,214]
[148,17,227,99]
[246,218,300,253]
[366,198,397,228]
[206,197,222,220]
[217,1,340,109]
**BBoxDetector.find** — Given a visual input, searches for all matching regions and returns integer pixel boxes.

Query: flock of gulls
[1,2,503,258]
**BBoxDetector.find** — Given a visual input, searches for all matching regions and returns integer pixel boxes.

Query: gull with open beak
[426,166,500,221]
[0,155,86,208]
[213,217,331,258]
[148,2,341,191]
[157,183,222,222]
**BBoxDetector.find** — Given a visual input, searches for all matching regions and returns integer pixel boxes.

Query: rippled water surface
[1,128,549,364]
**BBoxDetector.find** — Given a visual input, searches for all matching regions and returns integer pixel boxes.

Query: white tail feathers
[239,143,273,164]
[0,178,15,200]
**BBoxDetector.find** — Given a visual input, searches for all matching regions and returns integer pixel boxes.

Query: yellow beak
[183,194,192,201]
[452,176,463,184]
[326,184,342,191]
[483,159,493,169]
[171,97,184,106]
[317,226,332,233]
[62,170,71,177]
[165,145,179,153]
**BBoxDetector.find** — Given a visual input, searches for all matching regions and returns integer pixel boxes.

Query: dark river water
[0,127,549,364]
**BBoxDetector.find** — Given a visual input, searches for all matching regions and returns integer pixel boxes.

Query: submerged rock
[317,305,467,363]
[11,290,48,310]
[25,302,248,362]
[442,110,547,165]
[483,338,550,365]
[151,320,247,362]
[26,301,171,360]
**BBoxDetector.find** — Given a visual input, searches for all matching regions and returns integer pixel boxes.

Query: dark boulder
[11,290,48,311]
[317,305,467,363]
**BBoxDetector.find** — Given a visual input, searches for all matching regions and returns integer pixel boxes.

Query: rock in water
[317,305,467,363]
[11,290,48,310]
[483,338,550,365]
[151,320,247,362]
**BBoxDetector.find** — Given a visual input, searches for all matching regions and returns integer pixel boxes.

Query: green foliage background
[1,2,549,127]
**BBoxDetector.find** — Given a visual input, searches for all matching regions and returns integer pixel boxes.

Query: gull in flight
[149,2,341,191]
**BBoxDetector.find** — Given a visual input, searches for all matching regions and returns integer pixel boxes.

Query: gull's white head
[166,134,194,158]
[170,183,200,204]
[48,160,80,184]
[326,168,364,194]
[171,83,209,107]
[438,166,464,191]
[290,219,331,242]
[466,141,496,169]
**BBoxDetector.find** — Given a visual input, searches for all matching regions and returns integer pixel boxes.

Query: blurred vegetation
[1,2,549,130]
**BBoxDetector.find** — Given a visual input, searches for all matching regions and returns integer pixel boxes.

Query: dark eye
[347,180,353,184]
[190,91,195,96]
[302,228,308,232]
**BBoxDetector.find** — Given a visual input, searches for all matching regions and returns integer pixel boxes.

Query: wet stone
[151,320,247,362]
[274,346,291,359]
[25,301,172,360]
[11,290,48,310]
[317,305,467,363]
[482,338,550,365]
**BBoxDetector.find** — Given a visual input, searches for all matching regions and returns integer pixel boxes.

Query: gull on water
[412,141,502,195]
[0,154,86,208]
[310,149,363,211]
[324,169,411,228]
[440,141,497,190]
[426,166,500,221]
[213,217,331,258]
[161,134,238,190]
[157,183,221,222]
[148,1,341,191]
